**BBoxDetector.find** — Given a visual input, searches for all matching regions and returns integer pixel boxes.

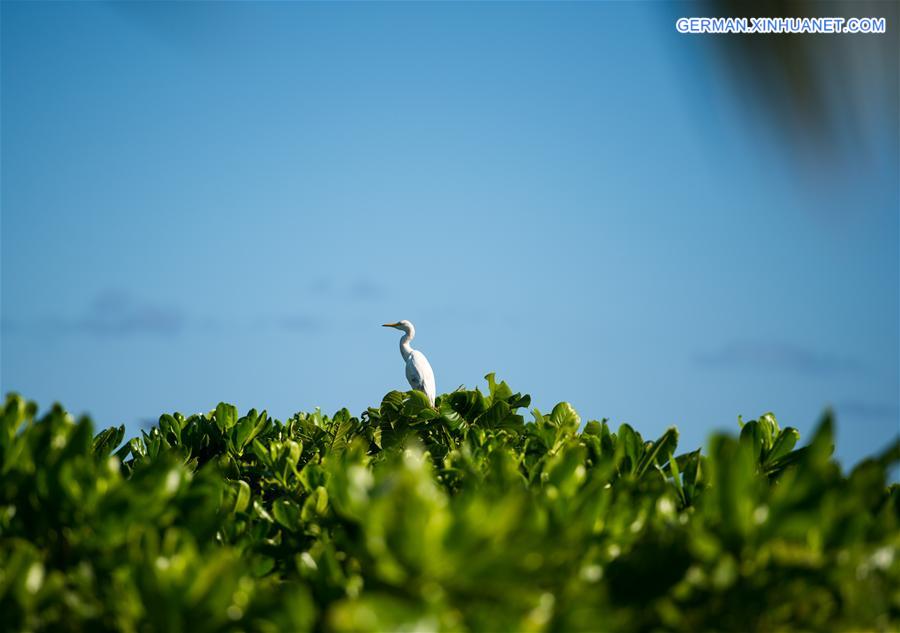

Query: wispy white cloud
[835,399,899,422]
[277,314,323,332]
[308,277,387,302]
[5,290,185,338]
[695,340,861,375]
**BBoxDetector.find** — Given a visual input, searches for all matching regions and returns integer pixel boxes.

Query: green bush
[1,375,898,632]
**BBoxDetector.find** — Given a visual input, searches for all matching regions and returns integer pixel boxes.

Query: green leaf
[159,414,182,446]
[232,409,267,454]
[618,423,641,473]
[637,427,679,477]
[549,402,580,432]
[447,389,487,422]
[808,410,835,462]
[767,427,799,464]
[485,373,513,404]
[231,480,251,513]
[740,420,764,462]
[402,391,433,418]
[757,412,779,451]
[273,498,302,531]
[668,450,685,504]
[250,438,271,467]
[92,425,125,458]
[301,486,329,520]
[215,402,239,431]
[379,391,406,423]
[299,462,327,491]
[475,401,523,431]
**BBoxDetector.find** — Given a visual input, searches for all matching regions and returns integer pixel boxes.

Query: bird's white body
[405,349,436,405]
[383,320,436,405]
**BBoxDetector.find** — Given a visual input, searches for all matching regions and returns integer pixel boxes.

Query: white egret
[382,320,436,406]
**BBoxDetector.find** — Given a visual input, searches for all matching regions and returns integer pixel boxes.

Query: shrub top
[1,374,898,632]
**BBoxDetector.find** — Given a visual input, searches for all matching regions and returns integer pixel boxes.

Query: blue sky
[2,2,897,471]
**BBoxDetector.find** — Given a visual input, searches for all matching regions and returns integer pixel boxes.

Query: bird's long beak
[382,322,400,327]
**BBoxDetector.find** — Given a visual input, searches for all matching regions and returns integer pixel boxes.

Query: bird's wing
[405,354,425,390]
[406,350,436,405]
[405,357,423,390]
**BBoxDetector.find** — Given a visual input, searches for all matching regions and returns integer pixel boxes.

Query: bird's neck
[399,331,414,361]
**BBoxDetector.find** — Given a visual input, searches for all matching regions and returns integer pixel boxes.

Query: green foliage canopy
[1,375,898,632]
